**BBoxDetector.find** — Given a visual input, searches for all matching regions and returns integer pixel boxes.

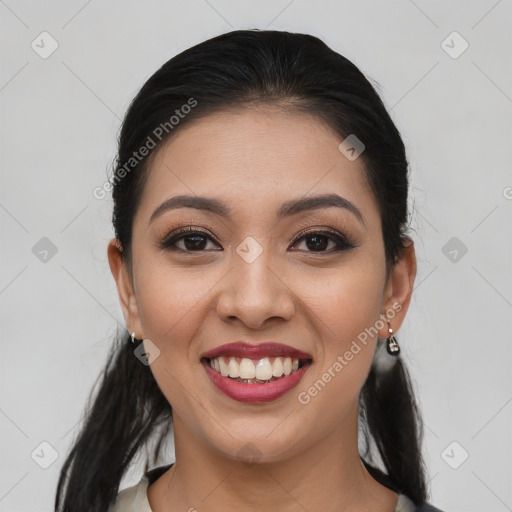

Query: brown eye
[159,227,221,252]
[290,229,355,253]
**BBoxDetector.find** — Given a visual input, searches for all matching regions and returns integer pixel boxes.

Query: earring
[386,324,400,356]
[130,331,138,344]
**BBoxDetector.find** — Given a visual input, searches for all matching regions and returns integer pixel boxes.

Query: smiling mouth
[203,356,311,384]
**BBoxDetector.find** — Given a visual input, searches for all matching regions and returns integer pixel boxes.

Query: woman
[55,29,445,512]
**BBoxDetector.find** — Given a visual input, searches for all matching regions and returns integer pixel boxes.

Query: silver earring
[386,325,400,355]
[130,331,138,344]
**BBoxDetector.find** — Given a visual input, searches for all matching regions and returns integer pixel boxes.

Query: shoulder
[416,505,445,512]
[108,464,173,512]
[108,476,152,512]
[396,493,446,512]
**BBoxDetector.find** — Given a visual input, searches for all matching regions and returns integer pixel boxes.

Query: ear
[107,238,143,339]
[378,238,416,338]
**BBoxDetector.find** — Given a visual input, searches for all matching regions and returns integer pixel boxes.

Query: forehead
[135,107,379,225]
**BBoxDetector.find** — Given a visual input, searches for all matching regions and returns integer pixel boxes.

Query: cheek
[134,260,208,345]
[294,260,384,399]
[132,259,226,398]
[301,260,384,345]
[133,266,208,421]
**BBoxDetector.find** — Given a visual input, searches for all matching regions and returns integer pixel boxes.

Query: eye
[159,226,356,254]
[159,227,221,252]
[289,228,355,253]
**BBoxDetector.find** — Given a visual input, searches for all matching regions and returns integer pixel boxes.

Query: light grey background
[1,1,511,511]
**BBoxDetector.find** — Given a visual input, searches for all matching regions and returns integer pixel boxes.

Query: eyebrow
[149,193,365,226]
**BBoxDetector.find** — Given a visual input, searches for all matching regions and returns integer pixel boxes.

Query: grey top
[108,464,445,512]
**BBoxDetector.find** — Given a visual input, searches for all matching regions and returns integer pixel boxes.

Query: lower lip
[202,359,311,403]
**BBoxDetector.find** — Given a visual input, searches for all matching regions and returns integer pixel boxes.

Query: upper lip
[201,342,313,361]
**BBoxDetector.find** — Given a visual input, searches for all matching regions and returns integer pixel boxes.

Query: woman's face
[109,106,414,463]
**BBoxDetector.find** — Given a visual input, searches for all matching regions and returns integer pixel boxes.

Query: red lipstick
[201,342,312,360]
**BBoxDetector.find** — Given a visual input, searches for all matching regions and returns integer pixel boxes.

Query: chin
[204,423,308,467]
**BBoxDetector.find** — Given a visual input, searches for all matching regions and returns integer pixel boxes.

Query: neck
[148,404,397,512]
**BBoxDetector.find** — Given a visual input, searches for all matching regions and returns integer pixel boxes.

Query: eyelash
[158,226,356,254]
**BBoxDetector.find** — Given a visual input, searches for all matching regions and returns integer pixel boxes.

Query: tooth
[255,358,273,380]
[219,357,229,377]
[239,358,256,379]
[283,357,292,375]
[215,355,300,380]
[272,357,284,377]
[228,357,239,378]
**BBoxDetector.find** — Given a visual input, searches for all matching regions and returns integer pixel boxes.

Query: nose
[216,253,295,330]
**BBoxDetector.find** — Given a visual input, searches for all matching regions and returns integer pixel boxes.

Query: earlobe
[107,238,143,337]
[379,240,416,337]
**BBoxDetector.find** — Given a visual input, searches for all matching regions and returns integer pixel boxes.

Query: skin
[108,106,416,512]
